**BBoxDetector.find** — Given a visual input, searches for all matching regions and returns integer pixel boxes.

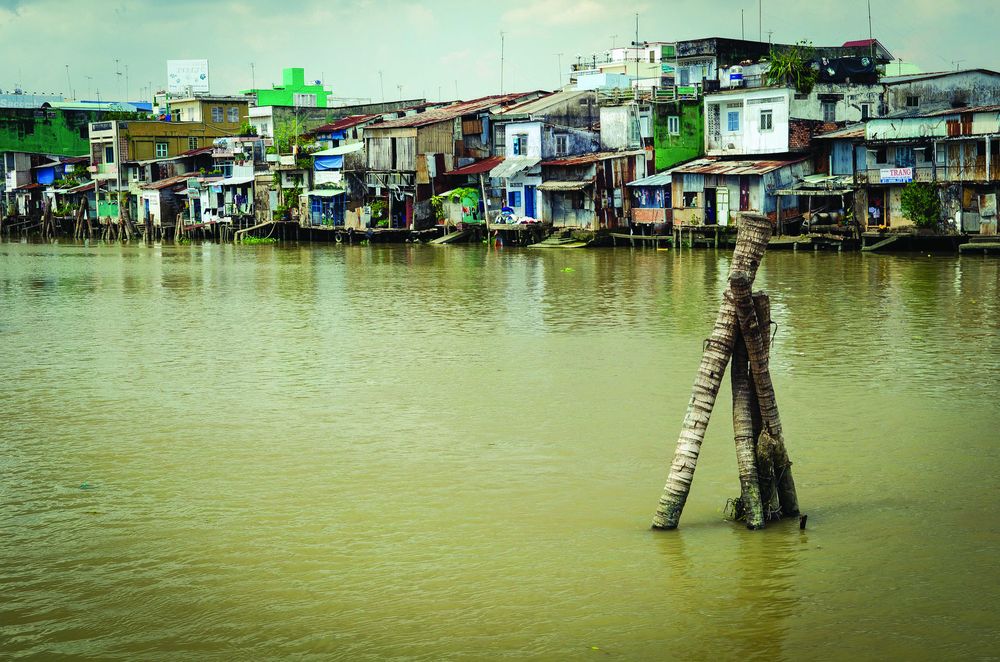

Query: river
[1,240,998,660]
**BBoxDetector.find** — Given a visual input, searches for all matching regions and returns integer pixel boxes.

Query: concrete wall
[0,107,93,156]
[705,88,791,156]
[653,100,703,171]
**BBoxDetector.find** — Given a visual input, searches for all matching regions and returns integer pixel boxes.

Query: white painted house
[705,88,794,157]
[489,121,543,219]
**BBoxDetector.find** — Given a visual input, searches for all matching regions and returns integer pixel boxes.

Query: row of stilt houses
[3,39,1000,252]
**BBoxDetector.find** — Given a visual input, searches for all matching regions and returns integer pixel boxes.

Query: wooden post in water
[652,213,773,530]
[731,327,765,529]
[729,270,799,518]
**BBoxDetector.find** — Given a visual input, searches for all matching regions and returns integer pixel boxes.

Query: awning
[627,172,672,187]
[305,189,346,198]
[219,176,255,187]
[538,180,592,191]
[489,156,541,179]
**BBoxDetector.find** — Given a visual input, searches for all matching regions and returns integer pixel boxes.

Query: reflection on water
[1,241,998,659]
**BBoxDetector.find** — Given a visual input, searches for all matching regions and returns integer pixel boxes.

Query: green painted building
[241,68,330,108]
[652,100,703,172]
[0,107,93,156]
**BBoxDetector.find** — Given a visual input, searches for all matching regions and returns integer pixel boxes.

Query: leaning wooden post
[652,213,773,530]
[732,329,765,529]
[729,270,800,518]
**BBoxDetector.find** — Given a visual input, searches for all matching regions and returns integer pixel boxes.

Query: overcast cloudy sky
[1,0,996,103]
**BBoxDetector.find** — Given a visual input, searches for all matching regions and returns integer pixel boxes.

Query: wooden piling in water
[652,214,774,530]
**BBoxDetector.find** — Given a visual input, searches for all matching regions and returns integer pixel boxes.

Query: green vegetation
[900,182,942,228]
[240,236,278,245]
[370,200,387,221]
[763,41,818,95]
[239,122,258,137]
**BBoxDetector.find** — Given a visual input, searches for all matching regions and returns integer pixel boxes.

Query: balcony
[857,161,1000,185]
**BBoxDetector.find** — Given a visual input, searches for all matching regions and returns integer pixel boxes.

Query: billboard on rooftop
[167,60,210,94]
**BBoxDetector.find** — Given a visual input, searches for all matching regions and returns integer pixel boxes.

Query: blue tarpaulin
[314,155,344,171]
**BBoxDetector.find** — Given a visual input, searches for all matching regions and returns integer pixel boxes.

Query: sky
[0,0,997,103]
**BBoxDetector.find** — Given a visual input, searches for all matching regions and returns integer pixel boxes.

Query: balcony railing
[857,162,1000,184]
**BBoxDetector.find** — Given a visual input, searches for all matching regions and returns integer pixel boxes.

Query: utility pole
[634,12,639,100]
[396,84,402,100]
[759,0,762,43]
[125,64,129,102]
[65,64,74,100]
[378,70,384,102]
[114,58,121,100]
[250,62,255,91]
[741,10,745,41]
[867,0,874,61]
[556,53,564,88]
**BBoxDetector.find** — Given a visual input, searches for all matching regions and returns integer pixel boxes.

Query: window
[667,116,680,135]
[648,51,656,63]
[188,137,199,151]
[211,106,223,123]
[104,145,115,164]
[759,109,773,131]
[228,107,240,123]
[875,147,888,164]
[555,134,569,156]
[906,95,919,108]
[513,133,528,156]
[155,142,168,158]
[571,192,585,210]
[822,101,836,122]
[935,143,946,165]
[726,110,740,132]
[683,191,698,207]
[508,190,522,208]
[895,146,915,168]
[860,103,872,120]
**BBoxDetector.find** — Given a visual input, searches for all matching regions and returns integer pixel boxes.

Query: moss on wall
[652,101,703,172]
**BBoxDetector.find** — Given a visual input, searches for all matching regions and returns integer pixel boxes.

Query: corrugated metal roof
[541,149,644,167]
[671,157,807,176]
[15,182,43,191]
[495,89,593,117]
[313,142,365,156]
[538,180,592,191]
[445,155,504,176]
[142,173,196,190]
[489,156,541,179]
[627,172,672,187]
[813,124,866,140]
[370,93,541,129]
[881,69,1000,85]
[311,114,380,133]
[922,104,1000,117]
[305,189,345,198]
[218,175,255,187]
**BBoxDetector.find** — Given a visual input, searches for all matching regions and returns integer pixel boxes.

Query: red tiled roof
[444,156,504,176]
[541,149,644,167]
[178,146,214,157]
[842,39,878,48]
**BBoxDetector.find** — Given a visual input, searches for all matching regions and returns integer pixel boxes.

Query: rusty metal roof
[311,114,380,133]
[371,93,542,129]
[541,149,644,167]
[921,104,1000,117]
[671,157,807,176]
[813,124,866,140]
[142,173,197,190]
[444,155,505,176]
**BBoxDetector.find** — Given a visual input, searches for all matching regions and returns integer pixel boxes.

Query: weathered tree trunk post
[732,329,765,529]
[652,213,773,530]
[729,271,799,518]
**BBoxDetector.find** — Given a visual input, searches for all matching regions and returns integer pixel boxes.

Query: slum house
[878,69,1000,116]
[539,150,646,230]
[857,106,1000,231]
[486,90,601,221]
[363,93,544,229]
[139,173,194,232]
[670,157,812,227]
[627,171,674,229]
[438,155,504,219]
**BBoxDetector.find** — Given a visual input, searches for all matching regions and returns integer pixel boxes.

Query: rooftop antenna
[500,31,506,98]
[396,83,403,100]
[952,60,965,71]
[634,12,639,100]
[65,64,74,100]
[250,62,255,91]
[741,10,745,41]
[611,34,618,50]
[759,0,762,43]
[125,64,129,102]
[867,0,874,60]
[378,70,384,103]
[555,53,564,88]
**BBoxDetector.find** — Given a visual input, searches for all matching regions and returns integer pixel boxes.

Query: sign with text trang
[167,60,210,94]
[880,167,913,184]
